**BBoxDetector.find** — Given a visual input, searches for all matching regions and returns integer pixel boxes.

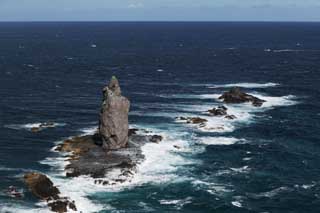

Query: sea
[0,22,320,213]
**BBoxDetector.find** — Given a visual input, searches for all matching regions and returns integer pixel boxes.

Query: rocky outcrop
[219,87,266,107]
[207,105,237,120]
[177,117,208,124]
[24,173,77,213]
[99,76,130,150]
[31,122,56,133]
[56,130,163,182]
[207,106,228,116]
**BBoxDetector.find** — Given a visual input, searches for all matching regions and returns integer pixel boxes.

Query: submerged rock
[99,76,130,150]
[225,115,237,120]
[176,117,208,125]
[24,172,77,213]
[208,106,228,116]
[150,135,163,143]
[30,122,56,133]
[219,87,266,107]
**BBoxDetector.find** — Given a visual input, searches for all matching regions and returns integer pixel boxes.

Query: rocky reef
[23,77,163,212]
[219,87,266,107]
[24,173,77,212]
[99,76,130,150]
[176,87,266,131]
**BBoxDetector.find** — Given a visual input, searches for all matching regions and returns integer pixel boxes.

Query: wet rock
[208,106,228,116]
[56,133,155,179]
[128,128,139,136]
[225,115,237,120]
[48,198,77,213]
[5,186,23,198]
[187,117,208,124]
[39,122,55,128]
[173,145,181,149]
[24,173,60,200]
[99,76,130,150]
[24,172,77,212]
[150,135,163,143]
[177,117,208,125]
[31,127,41,133]
[31,122,56,133]
[219,87,266,107]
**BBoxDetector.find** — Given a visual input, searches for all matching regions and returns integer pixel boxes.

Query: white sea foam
[0,205,51,213]
[199,137,242,146]
[38,124,195,212]
[230,166,250,173]
[192,179,233,197]
[208,82,279,89]
[273,49,304,53]
[0,165,32,173]
[231,201,243,208]
[159,197,193,209]
[79,126,98,135]
[4,122,66,131]
[249,94,297,108]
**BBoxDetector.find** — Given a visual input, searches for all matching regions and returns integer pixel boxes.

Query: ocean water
[0,22,320,212]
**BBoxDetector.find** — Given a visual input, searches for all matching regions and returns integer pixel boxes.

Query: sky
[0,0,319,21]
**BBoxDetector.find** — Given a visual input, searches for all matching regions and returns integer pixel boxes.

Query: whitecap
[231,201,243,208]
[159,197,193,209]
[198,137,242,146]
[4,122,66,131]
[230,166,250,173]
[208,82,279,89]
[79,126,98,135]
[273,49,303,53]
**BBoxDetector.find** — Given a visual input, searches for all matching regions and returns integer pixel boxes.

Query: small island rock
[99,76,130,150]
[219,87,266,107]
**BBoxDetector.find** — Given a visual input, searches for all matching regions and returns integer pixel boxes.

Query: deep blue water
[0,22,320,212]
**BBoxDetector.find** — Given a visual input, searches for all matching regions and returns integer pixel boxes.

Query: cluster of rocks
[219,87,266,107]
[176,87,266,129]
[24,173,77,213]
[24,76,163,212]
[207,105,237,120]
[31,122,56,133]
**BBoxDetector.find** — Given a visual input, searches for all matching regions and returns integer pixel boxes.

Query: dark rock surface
[24,173,77,213]
[57,132,163,183]
[99,76,130,150]
[208,106,228,116]
[177,117,208,124]
[24,173,60,200]
[219,87,266,107]
[225,115,237,120]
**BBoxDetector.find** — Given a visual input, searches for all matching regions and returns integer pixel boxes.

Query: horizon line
[0,20,320,23]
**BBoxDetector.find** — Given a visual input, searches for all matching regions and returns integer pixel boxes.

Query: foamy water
[28,83,298,212]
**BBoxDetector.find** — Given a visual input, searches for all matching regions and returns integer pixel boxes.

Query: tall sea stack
[99,76,130,150]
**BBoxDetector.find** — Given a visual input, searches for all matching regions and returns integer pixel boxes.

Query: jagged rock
[208,106,228,116]
[225,115,237,120]
[24,173,60,200]
[31,122,56,133]
[177,117,208,125]
[48,198,77,213]
[219,87,266,107]
[56,133,156,179]
[40,122,55,128]
[31,127,41,133]
[187,117,208,124]
[150,135,163,143]
[24,173,77,213]
[99,76,130,150]
[128,128,139,136]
